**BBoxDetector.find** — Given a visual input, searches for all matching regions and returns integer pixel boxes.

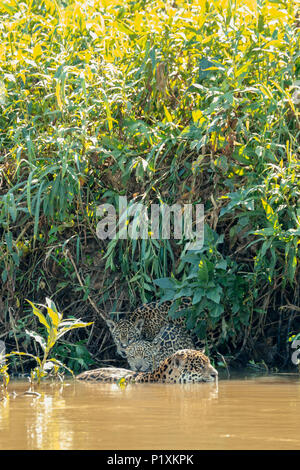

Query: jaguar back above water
[76,349,218,384]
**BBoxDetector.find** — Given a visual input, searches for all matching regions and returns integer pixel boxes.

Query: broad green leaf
[45,297,62,329]
[192,288,204,304]
[56,322,93,340]
[116,20,136,36]
[206,287,222,304]
[154,278,177,290]
[26,300,50,332]
[210,304,224,318]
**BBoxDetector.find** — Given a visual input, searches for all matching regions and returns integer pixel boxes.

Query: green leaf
[210,304,224,318]
[215,259,227,270]
[198,260,208,283]
[186,314,196,330]
[2,269,7,283]
[192,288,204,304]
[160,290,177,302]
[33,182,45,243]
[26,300,50,332]
[116,20,136,36]
[45,297,62,329]
[168,301,186,319]
[56,322,93,340]
[206,287,222,304]
[154,278,177,290]
[5,231,13,253]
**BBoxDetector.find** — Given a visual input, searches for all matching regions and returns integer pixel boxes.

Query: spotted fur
[106,298,192,356]
[76,349,218,384]
[124,324,195,372]
[105,317,144,357]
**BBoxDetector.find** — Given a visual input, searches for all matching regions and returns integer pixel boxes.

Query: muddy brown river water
[0,374,300,450]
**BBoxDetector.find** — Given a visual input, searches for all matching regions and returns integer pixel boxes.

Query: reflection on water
[0,375,300,450]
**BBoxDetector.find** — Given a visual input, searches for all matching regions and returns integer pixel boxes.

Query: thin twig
[280,303,300,313]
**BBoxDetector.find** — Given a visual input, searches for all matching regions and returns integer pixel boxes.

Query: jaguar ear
[174,357,181,368]
[106,319,116,332]
[199,347,206,354]
[135,318,144,333]
[172,350,185,368]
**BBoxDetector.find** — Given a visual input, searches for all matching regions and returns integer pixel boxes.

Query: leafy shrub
[0,0,299,367]
[154,225,252,349]
[7,298,93,383]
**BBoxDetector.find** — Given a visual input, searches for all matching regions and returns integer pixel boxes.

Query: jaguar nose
[210,368,218,380]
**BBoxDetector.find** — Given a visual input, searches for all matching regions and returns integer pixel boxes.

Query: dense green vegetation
[0,0,299,374]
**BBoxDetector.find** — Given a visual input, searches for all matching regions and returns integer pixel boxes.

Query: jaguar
[106,298,192,357]
[76,349,218,384]
[124,324,195,372]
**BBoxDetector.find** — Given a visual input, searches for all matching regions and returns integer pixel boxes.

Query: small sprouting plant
[0,362,10,392]
[288,333,300,343]
[7,298,93,384]
[117,377,130,388]
[0,342,9,396]
[288,333,300,372]
[117,377,125,387]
